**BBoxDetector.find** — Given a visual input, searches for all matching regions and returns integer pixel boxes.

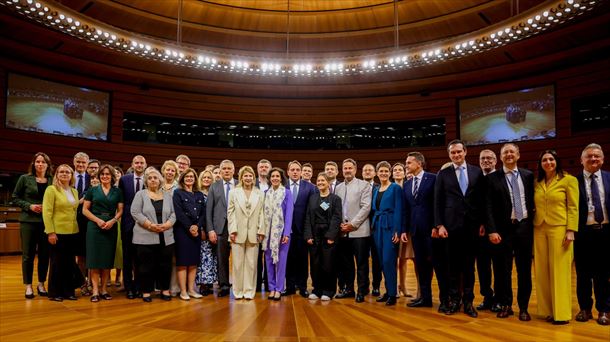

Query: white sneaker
[321,295,331,301]
[188,291,203,299]
[308,293,319,300]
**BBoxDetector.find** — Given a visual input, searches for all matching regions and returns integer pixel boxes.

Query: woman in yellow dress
[533,150,578,325]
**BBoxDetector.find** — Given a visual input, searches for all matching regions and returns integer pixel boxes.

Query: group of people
[11,141,609,326]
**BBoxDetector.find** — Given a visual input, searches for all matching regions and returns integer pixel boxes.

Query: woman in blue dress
[371,161,404,306]
[173,168,205,300]
[196,169,217,295]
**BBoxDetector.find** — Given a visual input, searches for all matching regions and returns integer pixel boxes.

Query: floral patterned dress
[196,192,218,285]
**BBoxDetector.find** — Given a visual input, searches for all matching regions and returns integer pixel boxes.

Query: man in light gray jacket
[334,158,372,303]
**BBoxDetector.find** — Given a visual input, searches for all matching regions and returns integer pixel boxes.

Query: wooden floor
[0,256,608,341]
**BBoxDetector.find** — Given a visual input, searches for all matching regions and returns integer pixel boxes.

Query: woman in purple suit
[263,168,294,300]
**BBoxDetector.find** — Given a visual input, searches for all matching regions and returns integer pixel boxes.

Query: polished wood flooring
[0,256,608,341]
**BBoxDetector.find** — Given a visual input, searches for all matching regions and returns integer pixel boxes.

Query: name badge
[320,202,330,211]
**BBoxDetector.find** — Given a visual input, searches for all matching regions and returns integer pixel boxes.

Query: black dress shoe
[575,310,593,322]
[438,301,450,313]
[355,294,365,303]
[445,302,460,315]
[490,303,502,313]
[464,303,478,318]
[496,306,514,318]
[372,288,380,297]
[597,312,610,326]
[142,296,152,303]
[407,298,433,308]
[49,297,63,302]
[160,293,172,301]
[552,320,569,325]
[476,297,493,311]
[376,293,389,302]
[126,291,135,300]
[519,310,531,321]
[218,288,230,297]
[385,296,397,306]
[65,295,78,301]
[335,290,355,299]
[283,288,296,296]
[299,289,309,298]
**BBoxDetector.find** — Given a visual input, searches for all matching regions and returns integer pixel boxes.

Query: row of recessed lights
[3,0,601,77]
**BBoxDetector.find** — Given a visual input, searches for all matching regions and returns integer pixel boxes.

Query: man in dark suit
[403,152,436,308]
[206,159,236,297]
[575,143,610,326]
[255,159,271,292]
[485,143,534,321]
[362,163,382,296]
[434,139,485,317]
[118,155,147,299]
[284,160,317,297]
[477,149,500,312]
[73,152,92,295]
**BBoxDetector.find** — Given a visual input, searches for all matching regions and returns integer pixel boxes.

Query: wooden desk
[0,206,21,254]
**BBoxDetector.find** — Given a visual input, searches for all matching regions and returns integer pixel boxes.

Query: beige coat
[227,187,265,243]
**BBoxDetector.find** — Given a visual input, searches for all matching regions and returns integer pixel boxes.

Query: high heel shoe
[37,284,48,297]
[25,288,35,299]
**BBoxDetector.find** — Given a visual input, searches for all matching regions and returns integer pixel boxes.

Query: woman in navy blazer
[371,161,404,306]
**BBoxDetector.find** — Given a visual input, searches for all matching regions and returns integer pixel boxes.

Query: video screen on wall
[459,85,555,146]
[5,73,110,141]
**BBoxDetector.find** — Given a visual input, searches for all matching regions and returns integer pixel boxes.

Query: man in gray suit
[206,159,236,297]
[335,158,372,303]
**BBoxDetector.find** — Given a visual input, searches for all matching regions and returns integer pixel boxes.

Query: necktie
[591,174,604,223]
[135,177,141,192]
[225,181,231,204]
[77,174,84,197]
[413,177,419,198]
[510,171,524,221]
[292,182,298,204]
[458,166,467,195]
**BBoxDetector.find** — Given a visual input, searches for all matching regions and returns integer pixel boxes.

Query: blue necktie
[510,171,524,221]
[591,174,604,223]
[458,166,467,195]
[292,182,298,204]
[225,181,231,204]
[77,174,84,198]
[413,177,419,198]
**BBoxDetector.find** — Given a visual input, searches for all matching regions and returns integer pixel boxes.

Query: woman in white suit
[228,165,266,300]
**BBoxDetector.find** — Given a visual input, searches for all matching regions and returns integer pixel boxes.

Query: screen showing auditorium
[5,73,110,141]
[459,85,555,146]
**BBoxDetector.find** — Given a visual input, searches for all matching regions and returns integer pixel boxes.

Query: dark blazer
[303,193,342,241]
[485,168,535,236]
[371,183,404,236]
[577,170,610,227]
[119,173,144,233]
[74,172,91,199]
[173,189,206,232]
[404,172,437,237]
[11,174,52,222]
[205,178,236,235]
[434,163,485,232]
[285,179,317,236]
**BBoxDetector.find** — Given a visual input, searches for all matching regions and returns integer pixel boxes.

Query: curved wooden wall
[1,56,609,176]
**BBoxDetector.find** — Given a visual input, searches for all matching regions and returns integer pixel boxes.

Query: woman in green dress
[83,164,124,302]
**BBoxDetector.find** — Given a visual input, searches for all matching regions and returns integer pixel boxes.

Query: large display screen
[459,85,555,146]
[5,73,110,141]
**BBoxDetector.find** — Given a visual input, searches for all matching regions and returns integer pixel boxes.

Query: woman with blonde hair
[196,169,217,295]
[161,160,179,194]
[228,166,266,300]
[43,164,84,301]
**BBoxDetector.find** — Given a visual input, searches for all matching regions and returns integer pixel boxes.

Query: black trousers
[336,236,370,294]
[216,229,231,290]
[369,235,382,289]
[491,222,533,310]
[121,228,139,292]
[476,235,494,299]
[136,242,174,293]
[575,225,610,313]
[310,240,337,297]
[286,233,309,291]
[412,233,434,301]
[446,228,477,304]
[256,244,268,291]
[48,234,84,298]
[20,221,49,285]
[432,237,449,303]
